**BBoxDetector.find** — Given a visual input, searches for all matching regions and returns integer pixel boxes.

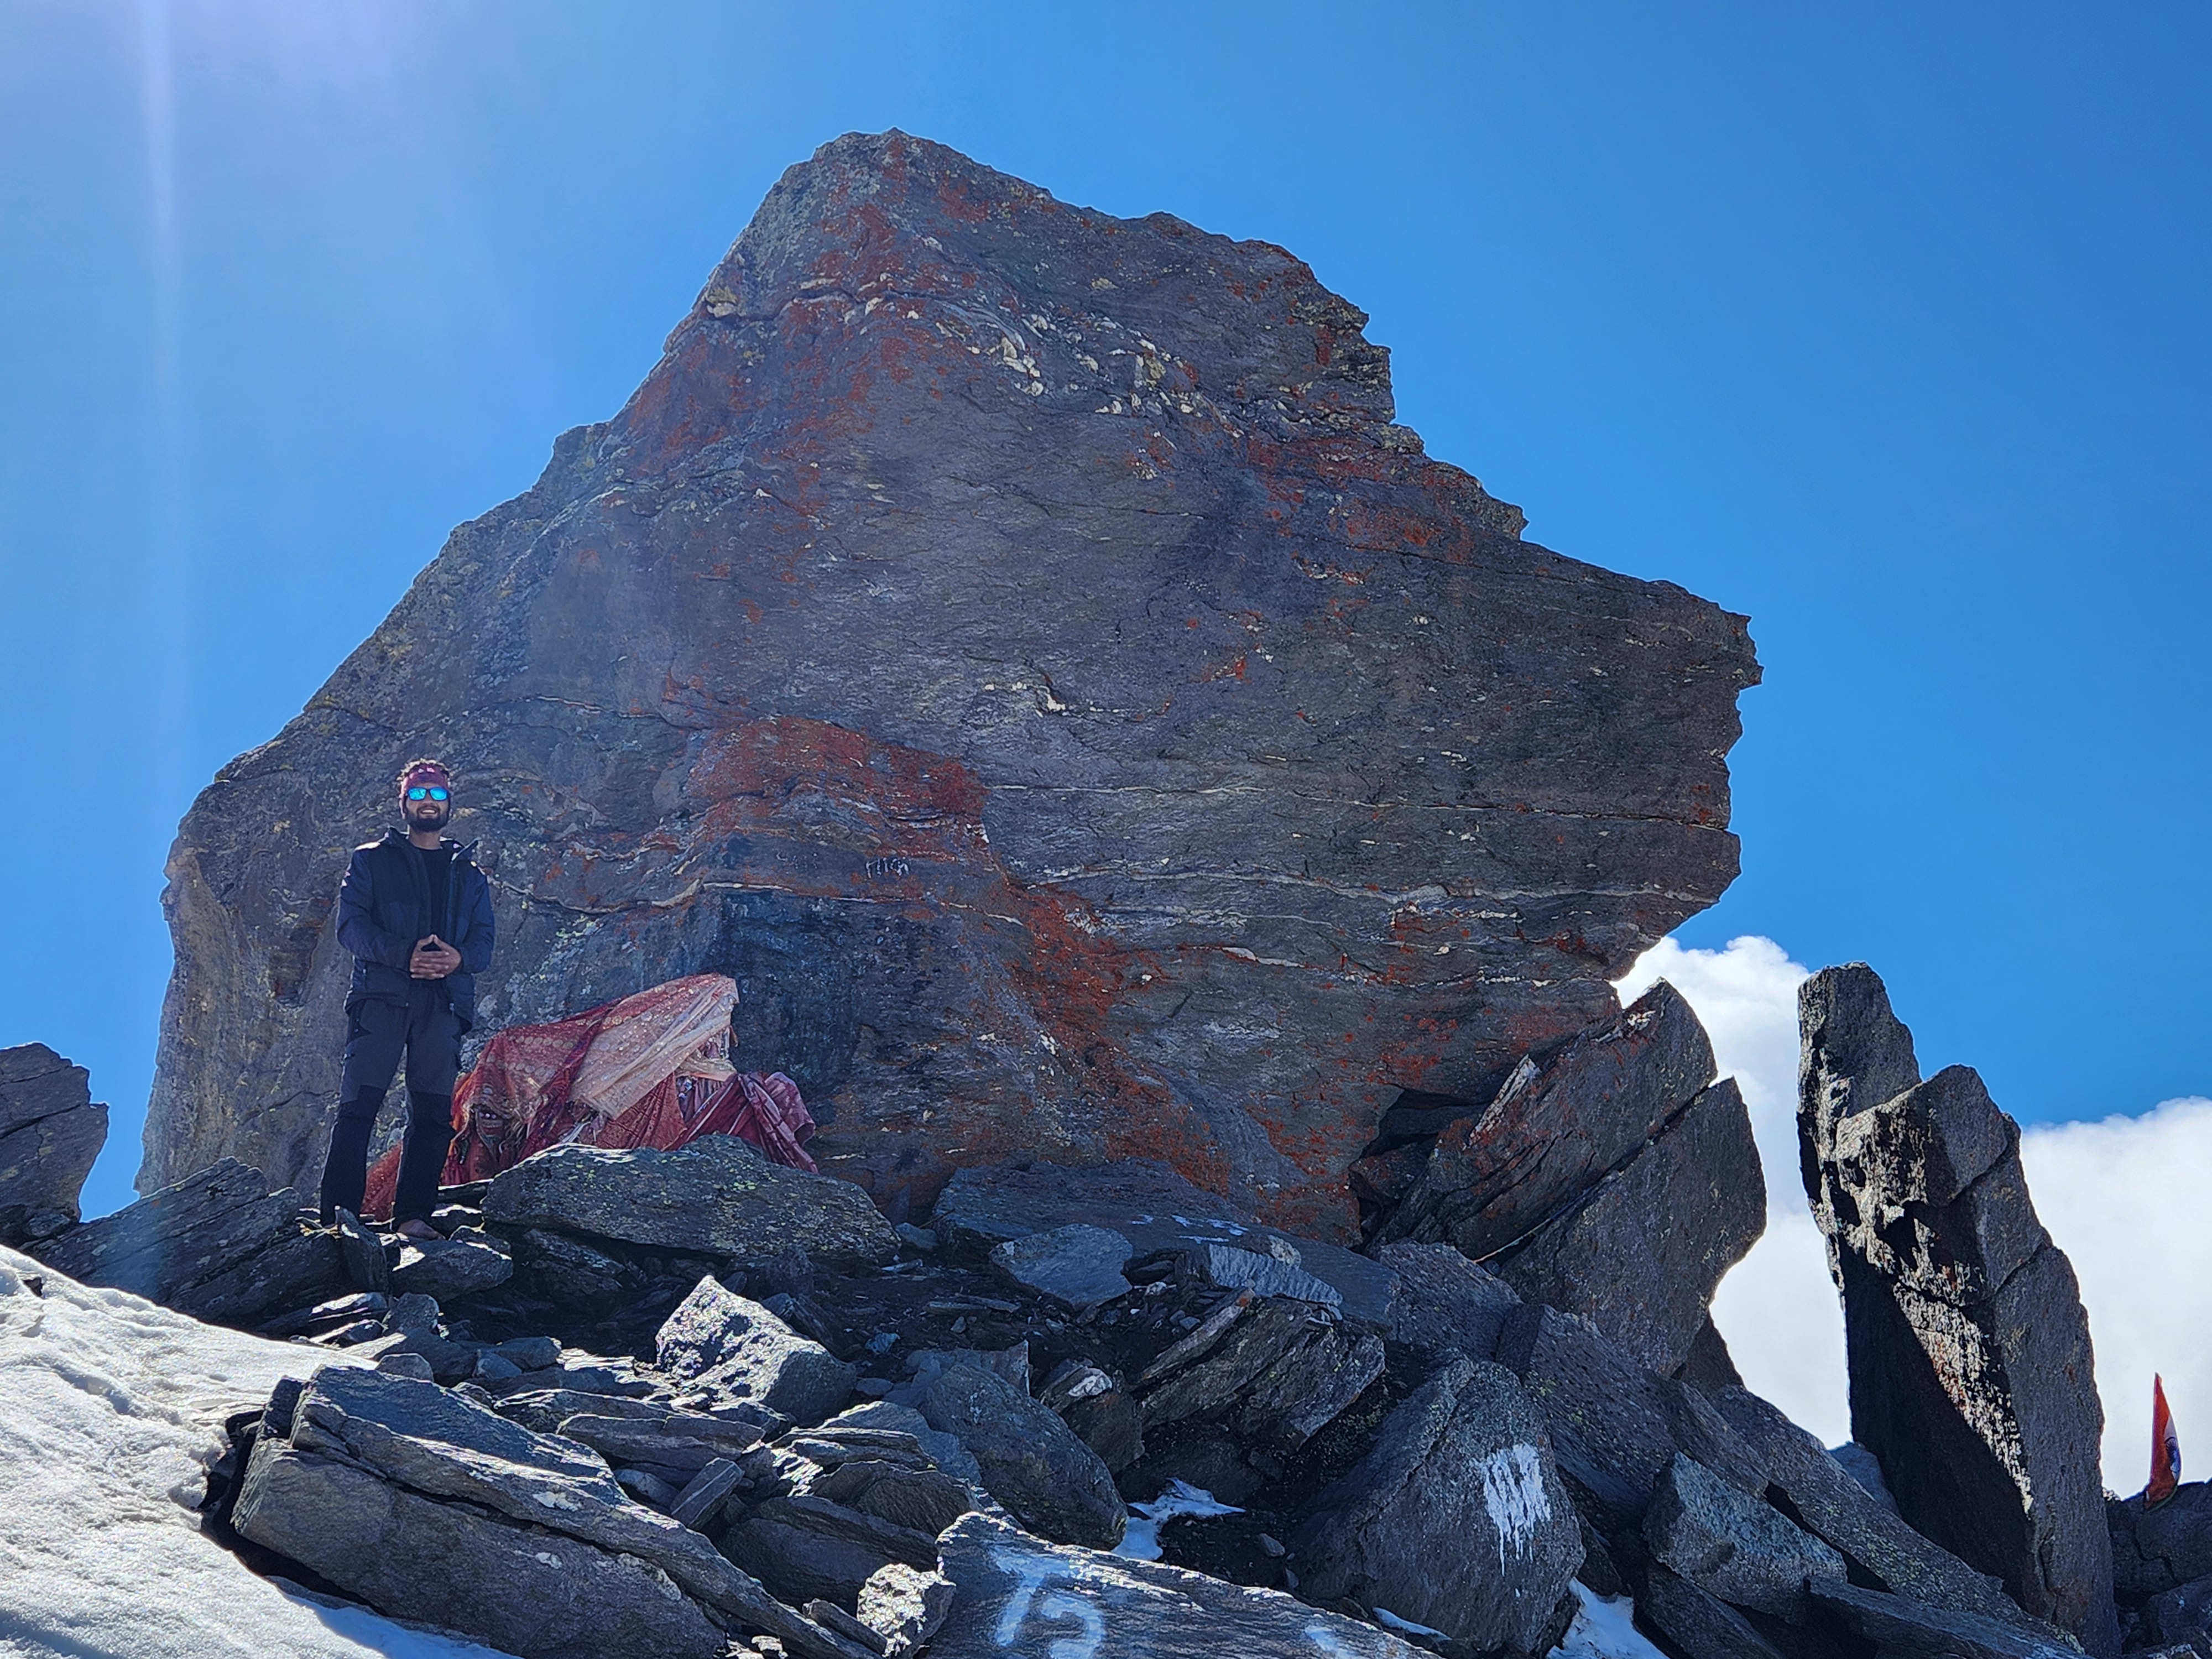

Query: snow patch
[1113,1478,1241,1561]
[1550,1582,1670,1659]
[0,1244,519,1657]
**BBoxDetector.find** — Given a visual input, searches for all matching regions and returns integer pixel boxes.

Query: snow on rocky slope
[0,1244,514,1658]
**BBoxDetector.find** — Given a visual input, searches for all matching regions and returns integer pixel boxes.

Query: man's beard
[406,804,452,832]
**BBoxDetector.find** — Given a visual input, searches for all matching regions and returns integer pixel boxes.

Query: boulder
[1491,1078,1765,1375]
[1375,1239,1522,1364]
[1234,1318,1386,1454]
[987,1223,1133,1316]
[856,1562,955,1659]
[485,1138,899,1266]
[0,1044,106,1245]
[931,1159,1398,1330]
[1295,1358,1585,1655]
[914,1360,1125,1549]
[719,1494,941,1605]
[1494,1301,1695,1533]
[555,1410,763,1475]
[30,1157,343,1325]
[808,1458,972,1537]
[389,1229,513,1301]
[657,1275,858,1427]
[232,1366,877,1659]
[506,1226,650,1313]
[1808,1580,2079,1659]
[1141,1296,1323,1422]
[1711,1387,2028,1626]
[1632,1565,1796,1659]
[145,132,1759,1244]
[1180,1239,1344,1310]
[333,1208,390,1293]
[1644,1452,1845,1620]
[1798,965,2117,1655]
[931,1511,1428,1657]
[2111,1484,2212,1605]
[1379,980,1718,1255]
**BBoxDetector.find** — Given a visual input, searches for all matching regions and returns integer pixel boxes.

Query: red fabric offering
[363,974,813,1219]
[2148,1374,2182,1509]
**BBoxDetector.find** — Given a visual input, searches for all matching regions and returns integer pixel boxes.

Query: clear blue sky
[3,3,2205,1219]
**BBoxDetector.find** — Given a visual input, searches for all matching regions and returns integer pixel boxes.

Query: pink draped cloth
[363,973,813,1219]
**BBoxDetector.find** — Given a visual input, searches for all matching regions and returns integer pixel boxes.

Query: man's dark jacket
[335,831,495,1030]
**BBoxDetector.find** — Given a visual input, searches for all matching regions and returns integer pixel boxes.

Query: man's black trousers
[319,987,461,1226]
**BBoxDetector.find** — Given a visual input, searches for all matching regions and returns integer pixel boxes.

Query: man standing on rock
[318,759,494,1240]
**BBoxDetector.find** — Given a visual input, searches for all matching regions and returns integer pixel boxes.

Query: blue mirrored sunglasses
[405,786,450,801]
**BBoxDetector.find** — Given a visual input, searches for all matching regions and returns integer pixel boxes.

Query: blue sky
[2,3,2205,1219]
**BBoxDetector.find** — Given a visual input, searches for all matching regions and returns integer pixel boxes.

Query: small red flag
[2147,1375,2182,1509]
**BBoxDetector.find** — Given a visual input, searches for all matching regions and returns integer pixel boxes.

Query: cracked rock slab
[1798,964,2116,1655]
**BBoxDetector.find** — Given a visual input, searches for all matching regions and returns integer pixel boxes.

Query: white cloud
[2022,1099,2212,1491]
[1619,935,2212,1492]
[1618,936,1850,1446]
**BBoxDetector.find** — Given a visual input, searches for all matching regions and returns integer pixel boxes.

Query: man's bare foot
[393,1218,441,1241]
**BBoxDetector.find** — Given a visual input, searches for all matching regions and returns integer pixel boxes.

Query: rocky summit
[144,130,1759,1238]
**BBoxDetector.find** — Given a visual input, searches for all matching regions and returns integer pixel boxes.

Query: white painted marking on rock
[1479,1442,1551,1566]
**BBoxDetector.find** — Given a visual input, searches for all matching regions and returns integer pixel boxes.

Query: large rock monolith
[1797,964,2117,1656]
[144,131,1759,1240]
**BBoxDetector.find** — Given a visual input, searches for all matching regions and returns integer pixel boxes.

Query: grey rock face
[507,1226,648,1313]
[485,1138,899,1266]
[1798,965,2117,1655]
[1295,1358,1585,1655]
[657,1275,859,1427]
[0,1044,107,1246]
[1493,1077,1764,1375]
[931,1512,1426,1658]
[236,1437,727,1659]
[30,1157,343,1324]
[2134,1572,2212,1655]
[146,132,1759,1244]
[1375,1239,1522,1364]
[1644,1452,1845,1620]
[931,1159,1398,1330]
[987,1223,1133,1315]
[2110,1485,2212,1605]
[915,1361,1125,1549]
[555,1409,764,1474]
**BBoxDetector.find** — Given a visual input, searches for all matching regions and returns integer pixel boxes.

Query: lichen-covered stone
[484,1136,898,1266]
[144,132,1759,1241]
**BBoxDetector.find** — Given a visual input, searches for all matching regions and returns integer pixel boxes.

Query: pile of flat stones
[15,969,2212,1659]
